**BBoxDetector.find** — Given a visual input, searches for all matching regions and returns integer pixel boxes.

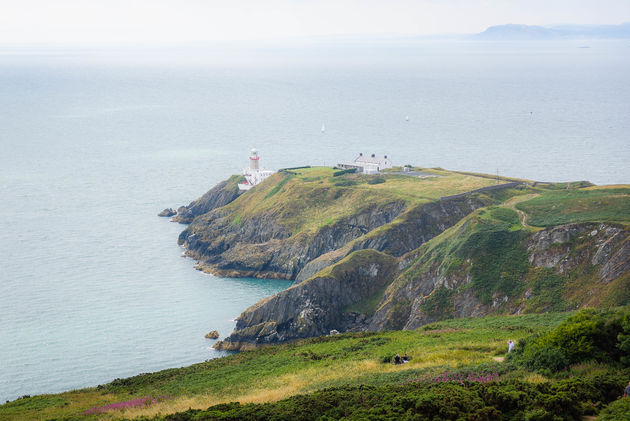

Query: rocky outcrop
[172,175,244,224]
[528,223,630,283]
[213,250,398,350]
[204,330,220,339]
[158,208,177,217]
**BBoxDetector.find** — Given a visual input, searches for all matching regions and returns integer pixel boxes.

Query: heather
[138,376,626,421]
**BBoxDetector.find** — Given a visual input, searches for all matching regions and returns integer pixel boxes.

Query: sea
[1,39,629,402]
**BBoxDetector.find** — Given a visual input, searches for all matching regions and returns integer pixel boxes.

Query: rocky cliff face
[179,200,407,279]
[369,222,630,332]
[294,197,488,282]
[214,250,398,350]
[172,175,244,224]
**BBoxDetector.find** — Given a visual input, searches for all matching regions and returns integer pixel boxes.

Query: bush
[333,179,357,187]
[510,308,630,373]
[150,376,625,421]
[521,346,569,374]
[598,398,630,420]
[332,168,357,177]
[367,176,386,185]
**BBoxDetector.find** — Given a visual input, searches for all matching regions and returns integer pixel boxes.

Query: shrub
[332,168,357,177]
[367,176,386,185]
[332,179,357,187]
[521,346,569,374]
[149,377,625,421]
[510,308,630,373]
[598,398,630,421]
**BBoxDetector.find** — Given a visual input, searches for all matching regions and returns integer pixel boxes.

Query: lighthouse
[238,148,275,191]
[249,148,260,171]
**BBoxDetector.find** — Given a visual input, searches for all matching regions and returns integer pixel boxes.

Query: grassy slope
[0,313,570,421]
[381,185,630,324]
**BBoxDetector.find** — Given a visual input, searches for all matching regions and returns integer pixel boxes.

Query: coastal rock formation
[205,330,220,339]
[180,200,407,279]
[174,169,630,350]
[214,250,398,350]
[158,208,176,217]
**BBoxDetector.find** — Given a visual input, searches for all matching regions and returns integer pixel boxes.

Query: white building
[337,153,393,174]
[238,148,275,191]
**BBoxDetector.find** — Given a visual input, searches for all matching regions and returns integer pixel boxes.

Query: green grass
[344,285,390,316]
[516,187,630,227]
[0,312,572,420]
[216,167,502,234]
[393,206,530,308]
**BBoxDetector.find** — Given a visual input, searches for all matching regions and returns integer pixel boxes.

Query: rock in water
[205,330,219,339]
[158,208,177,217]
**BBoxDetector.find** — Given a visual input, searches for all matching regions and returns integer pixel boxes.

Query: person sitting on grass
[402,353,410,363]
[394,354,401,364]
[624,381,630,398]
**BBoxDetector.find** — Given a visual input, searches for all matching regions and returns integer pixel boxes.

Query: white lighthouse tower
[238,148,275,191]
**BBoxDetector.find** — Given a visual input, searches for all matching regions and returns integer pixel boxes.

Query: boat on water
[321,122,326,132]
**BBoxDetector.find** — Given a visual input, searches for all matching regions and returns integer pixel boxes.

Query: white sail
[321,122,326,132]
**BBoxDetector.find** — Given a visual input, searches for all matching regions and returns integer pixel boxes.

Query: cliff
[172,175,244,224]
[178,167,498,279]
[175,168,630,351]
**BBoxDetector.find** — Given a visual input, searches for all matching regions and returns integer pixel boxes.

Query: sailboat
[321,122,326,133]
[405,115,409,121]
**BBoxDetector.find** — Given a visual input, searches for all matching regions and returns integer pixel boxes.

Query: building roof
[355,154,389,165]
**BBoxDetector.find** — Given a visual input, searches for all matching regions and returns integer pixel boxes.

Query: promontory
[173,166,630,351]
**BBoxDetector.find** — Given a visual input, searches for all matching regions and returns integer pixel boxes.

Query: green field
[516,187,630,227]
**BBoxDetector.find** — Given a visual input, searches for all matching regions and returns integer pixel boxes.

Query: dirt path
[504,194,540,230]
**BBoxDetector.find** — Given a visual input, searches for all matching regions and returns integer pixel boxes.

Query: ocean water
[1,40,629,402]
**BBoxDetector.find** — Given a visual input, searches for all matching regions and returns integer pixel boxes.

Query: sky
[1,0,629,44]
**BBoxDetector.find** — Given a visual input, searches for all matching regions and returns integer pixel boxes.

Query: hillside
[0,312,575,420]
[6,309,630,420]
[173,167,630,351]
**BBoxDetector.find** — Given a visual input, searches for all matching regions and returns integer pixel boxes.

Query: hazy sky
[2,0,629,44]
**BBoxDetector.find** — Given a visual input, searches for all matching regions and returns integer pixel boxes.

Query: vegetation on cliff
[178,167,500,279]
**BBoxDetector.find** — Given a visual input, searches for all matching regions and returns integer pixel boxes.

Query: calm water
[1,40,629,402]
